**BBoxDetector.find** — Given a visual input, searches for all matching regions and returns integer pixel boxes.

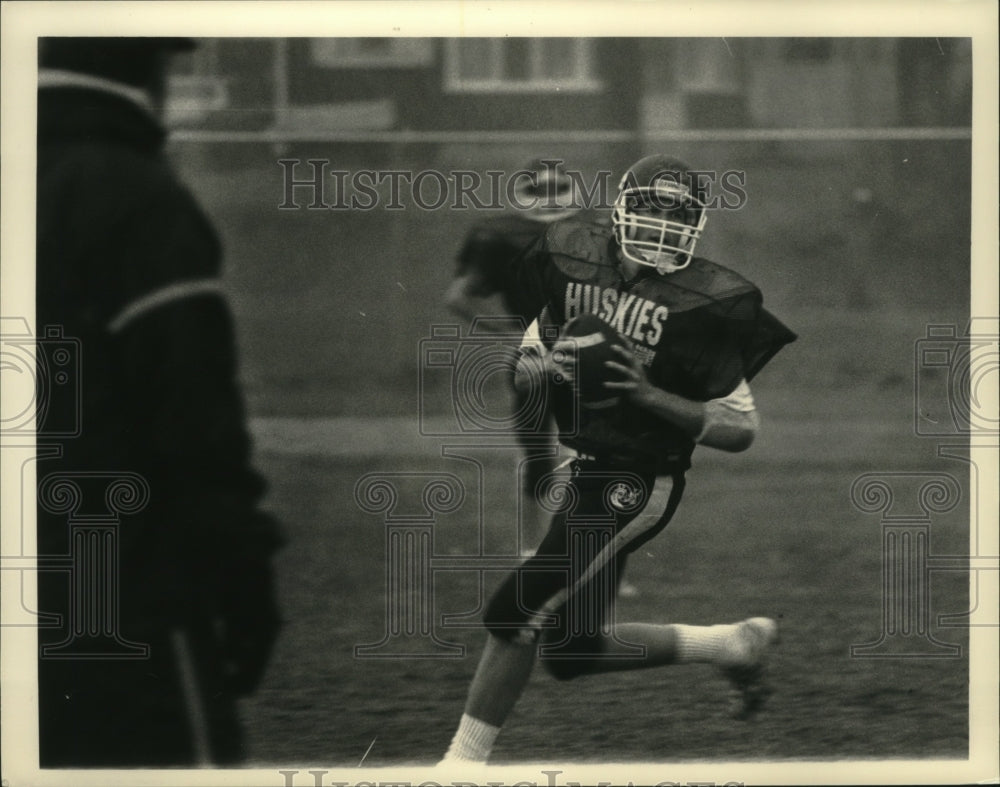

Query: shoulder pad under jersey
[543,220,616,282]
[672,257,761,302]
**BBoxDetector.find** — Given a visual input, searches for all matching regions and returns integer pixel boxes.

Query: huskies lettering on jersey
[564,282,669,348]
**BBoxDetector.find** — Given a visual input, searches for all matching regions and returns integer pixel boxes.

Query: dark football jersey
[455,214,551,321]
[516,219,796,470]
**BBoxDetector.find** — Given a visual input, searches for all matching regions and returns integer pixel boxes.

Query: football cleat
[720,617,779,720]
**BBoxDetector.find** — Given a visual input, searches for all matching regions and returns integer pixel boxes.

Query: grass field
[169,140,975,769]
[234,321,971,767]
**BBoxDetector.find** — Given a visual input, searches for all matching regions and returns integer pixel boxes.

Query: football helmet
[510,158,580,223]
[612,154,708,273]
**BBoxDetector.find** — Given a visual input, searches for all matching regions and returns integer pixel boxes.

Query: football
[560,313,630,409]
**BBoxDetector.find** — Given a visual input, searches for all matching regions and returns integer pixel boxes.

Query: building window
[444,38,601,93]
[310,38,434,68]
[165,39,229,126]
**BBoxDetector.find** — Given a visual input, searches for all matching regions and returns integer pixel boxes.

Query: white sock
[442,713,501,763]
[672,623,741,664]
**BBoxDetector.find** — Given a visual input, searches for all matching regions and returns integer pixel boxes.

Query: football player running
[440,154,796,764]
[445,157,580,325]
[445,159,587,559]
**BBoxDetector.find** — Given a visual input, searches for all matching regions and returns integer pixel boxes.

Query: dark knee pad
[537,628,609,681]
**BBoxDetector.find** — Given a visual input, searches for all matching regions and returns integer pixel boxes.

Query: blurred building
[165,37,972,135]
[156,37,972,413]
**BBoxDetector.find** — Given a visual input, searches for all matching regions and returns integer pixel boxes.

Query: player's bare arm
[604,344,759,452]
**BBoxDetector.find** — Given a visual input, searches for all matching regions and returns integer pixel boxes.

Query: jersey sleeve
[740,307,797,383]
[656,285,795,401]
[711,293,797,395]
[707,289,767,398]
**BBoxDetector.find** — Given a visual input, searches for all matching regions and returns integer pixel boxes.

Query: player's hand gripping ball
[559,313,631,409]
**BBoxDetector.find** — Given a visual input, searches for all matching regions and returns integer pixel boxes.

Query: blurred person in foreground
[36,37,284,767]
[440,154,796,764]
